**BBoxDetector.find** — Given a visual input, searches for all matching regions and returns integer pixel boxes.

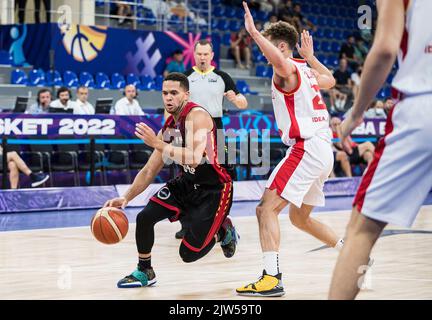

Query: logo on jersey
[157,187,171,200]
[182,164,196,175]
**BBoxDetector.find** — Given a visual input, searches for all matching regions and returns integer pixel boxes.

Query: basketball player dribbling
[104,73,239,288]
[236,2,345,297]
[329,0,432,299]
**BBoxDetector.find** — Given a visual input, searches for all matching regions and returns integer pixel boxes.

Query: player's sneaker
[236,270,285,297]
[220,216,239,258]
[117,267,156,288]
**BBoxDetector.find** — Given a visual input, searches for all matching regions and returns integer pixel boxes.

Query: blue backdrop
[0,23,220,77]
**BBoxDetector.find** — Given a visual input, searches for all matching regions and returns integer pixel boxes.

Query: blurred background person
[73,86,95,115]
[111,85,144,115]
[25,88,51,114]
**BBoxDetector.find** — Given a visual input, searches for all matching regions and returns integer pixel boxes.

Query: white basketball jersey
[271,58,331,146]
[392,0,432,96]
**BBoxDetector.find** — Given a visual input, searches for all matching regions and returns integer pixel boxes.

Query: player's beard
[167,99,186,116]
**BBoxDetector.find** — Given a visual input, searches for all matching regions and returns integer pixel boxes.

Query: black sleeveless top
[161,102,232,186]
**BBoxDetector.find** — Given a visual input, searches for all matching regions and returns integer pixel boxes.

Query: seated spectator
[292,3,316,32]
[260,0,275,13]
[73,86,95,115]
[0,146,49,189]
[330,58,353,112]
[339,35,360,70]
[117,1,132,25]
[163,50,186,77]
[330,118,353,178]
[350,65,362,101]
[264,14,278,30]
[231,28,252,69]
[25,88,52,114]
[278,0,294,21]
[364,100,387,119]
[332,117,375,168]
[383,97,394,115]
[353,36,369,65]
[50,87,74,112]
[111,85,144,115]
[143,0,170,18]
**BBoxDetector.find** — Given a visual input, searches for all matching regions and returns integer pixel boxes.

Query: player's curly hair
[262,21,299,50]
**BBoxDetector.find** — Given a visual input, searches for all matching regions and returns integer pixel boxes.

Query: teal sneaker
[117,268,157,288]
[220,216,240,258]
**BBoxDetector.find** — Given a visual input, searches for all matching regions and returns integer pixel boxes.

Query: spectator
[264,14,278,30]
[330,117,353,178]
[163,50,186,77]
[292,3,316,32]
[330,59,353,112]
[350,65,362,101]
[278,0,294,21]
[0,146,49,189]
[111,85,144,115]
[25,88,51,114]
[353,37,369,65]
[339,35,360,70]
[383,97,394,115]
[260,0,275,13]
[117,1,132,25]
[364,100,387,119]
[50,87,74,112]
[73,86,95,115]
[34,0,51,23]
[230,28,253,69]
[332,117,375,168]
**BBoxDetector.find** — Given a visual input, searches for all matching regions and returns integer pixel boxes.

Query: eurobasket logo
[60,25,108,62]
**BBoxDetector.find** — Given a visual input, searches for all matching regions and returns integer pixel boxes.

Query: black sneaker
[117,267,157,288]
[175,227,187,239]
[220,216,239,258]
[30,173,49,187]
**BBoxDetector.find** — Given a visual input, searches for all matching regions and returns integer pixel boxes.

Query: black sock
[138,256,151,271]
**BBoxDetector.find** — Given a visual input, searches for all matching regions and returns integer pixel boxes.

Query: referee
[174,39,248,239]
[184,39,248,129]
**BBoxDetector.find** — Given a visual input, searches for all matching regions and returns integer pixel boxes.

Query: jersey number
[311,84,327,110]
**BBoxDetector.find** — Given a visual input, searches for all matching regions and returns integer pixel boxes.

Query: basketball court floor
[1,199,432,300]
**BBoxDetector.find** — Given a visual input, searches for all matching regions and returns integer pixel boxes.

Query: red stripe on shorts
[150,196,181,221]
[269,139,305,196]
[353,105,396,212]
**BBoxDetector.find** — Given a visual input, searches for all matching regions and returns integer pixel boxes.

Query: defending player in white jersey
[329,0,432,299]
[236,2,343,297]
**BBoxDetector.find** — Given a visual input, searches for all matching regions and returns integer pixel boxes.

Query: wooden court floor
[1,206,431,300]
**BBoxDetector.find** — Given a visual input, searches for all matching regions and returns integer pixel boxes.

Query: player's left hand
[296,30,314,61]
[135,122,158,148]
[243,2,257,36]
[340,113,364,154]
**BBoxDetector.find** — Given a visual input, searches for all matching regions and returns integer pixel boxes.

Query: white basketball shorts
[353,94,432,227]
[266,135,333,208]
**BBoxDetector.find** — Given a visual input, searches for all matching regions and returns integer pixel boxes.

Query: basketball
[91,207,129,244]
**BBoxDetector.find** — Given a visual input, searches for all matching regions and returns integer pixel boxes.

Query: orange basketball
[91,207,129,244]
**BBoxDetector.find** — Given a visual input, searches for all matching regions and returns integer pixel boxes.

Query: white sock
[263,251,279,276]
[334,238,344,252]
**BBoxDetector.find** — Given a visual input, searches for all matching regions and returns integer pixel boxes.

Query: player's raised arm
[296,30,336,89]
[341,0,405,138]
[242,1,296,78]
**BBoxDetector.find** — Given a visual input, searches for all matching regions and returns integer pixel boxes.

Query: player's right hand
[104,197,128,209]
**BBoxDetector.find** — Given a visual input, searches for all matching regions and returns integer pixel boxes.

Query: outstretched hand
[296,30,314,61]
[243,1,258,37]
